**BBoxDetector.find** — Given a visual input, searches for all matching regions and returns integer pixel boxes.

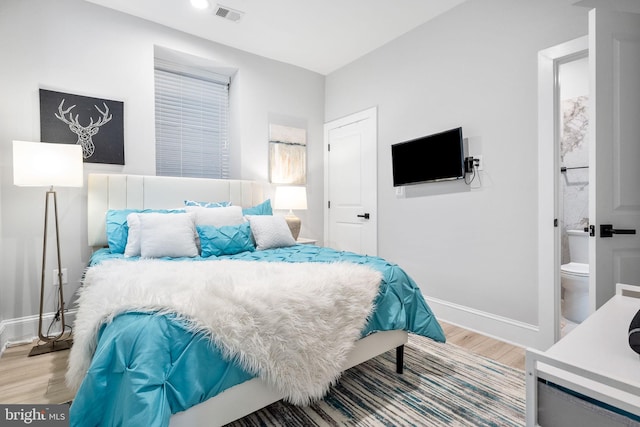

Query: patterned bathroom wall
[561,95,589,264]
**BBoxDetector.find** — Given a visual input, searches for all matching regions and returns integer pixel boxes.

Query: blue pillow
[197,223,255,257]
[184,200,231,208]
[106,209,185,254]
[242,199,273,216]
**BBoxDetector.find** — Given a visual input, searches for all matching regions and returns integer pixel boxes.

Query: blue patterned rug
[227,334,525,426]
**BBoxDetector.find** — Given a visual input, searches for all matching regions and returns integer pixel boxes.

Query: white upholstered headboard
[87,173,271,248]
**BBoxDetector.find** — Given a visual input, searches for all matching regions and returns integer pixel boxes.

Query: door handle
[357,213,370,220]
[600,224,637,238]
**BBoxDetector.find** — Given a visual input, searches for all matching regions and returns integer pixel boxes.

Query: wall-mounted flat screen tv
[391,127,464,187]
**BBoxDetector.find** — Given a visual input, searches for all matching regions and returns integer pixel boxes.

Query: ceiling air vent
[214,5,244,22]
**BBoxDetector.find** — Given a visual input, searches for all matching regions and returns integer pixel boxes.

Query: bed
[68,173,446,427]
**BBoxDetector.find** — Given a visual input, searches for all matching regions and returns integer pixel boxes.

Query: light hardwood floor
[0,339,74,405]
[440,322,525,370]
[0,321,525,404]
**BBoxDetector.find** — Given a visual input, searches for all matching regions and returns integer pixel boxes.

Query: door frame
[323,107,377,251]
[538,36,589,348]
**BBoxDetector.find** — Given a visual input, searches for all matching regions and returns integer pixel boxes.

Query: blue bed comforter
[70,244,445,427]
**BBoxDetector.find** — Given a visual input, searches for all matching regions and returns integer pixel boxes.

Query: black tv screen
[391,127,464,187]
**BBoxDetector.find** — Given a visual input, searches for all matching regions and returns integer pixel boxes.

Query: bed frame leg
[396,345,404,374]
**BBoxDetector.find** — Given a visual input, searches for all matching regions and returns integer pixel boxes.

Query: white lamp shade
[274,186,307,210]
[13,141,83,187]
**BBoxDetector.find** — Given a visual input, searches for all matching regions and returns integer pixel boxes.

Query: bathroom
[558,54,589,336]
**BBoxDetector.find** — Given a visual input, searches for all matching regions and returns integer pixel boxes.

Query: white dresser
[526,284,640,426]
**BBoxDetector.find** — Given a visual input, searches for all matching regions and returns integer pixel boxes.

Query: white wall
[560,56,590,100]
[0,0,324,343]
[325,0,588,347]
[0,0,593,350]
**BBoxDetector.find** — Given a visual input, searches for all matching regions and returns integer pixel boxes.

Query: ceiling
[84,0,468,75]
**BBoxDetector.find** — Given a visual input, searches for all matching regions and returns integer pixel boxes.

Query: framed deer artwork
[39,89,124,165]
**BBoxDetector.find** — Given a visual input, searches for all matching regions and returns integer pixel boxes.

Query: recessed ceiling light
[190,0,210,10]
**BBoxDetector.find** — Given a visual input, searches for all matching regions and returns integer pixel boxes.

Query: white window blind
[154,60,230,178]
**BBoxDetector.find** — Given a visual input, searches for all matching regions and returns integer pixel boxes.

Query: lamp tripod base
[28,188,73,358]
[28,338,73,357]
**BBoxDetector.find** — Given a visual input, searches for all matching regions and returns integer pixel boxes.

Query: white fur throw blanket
[67,259,382,405]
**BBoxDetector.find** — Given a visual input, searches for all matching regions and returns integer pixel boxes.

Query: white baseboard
[425,296,542,349]
[1,299,542,356]
[0,310,77,356]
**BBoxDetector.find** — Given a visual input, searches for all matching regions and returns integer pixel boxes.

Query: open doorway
[539,9,640,349]
[537,36,588,348]
[557,54,589,337]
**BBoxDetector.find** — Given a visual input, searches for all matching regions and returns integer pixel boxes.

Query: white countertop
[546,293,640,386]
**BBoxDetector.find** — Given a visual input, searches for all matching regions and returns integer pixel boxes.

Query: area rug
[226,334,526,426]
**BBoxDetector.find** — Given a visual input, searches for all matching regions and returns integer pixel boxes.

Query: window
[154,59,230,178]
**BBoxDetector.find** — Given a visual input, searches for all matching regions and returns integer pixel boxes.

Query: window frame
[154,58,231,179]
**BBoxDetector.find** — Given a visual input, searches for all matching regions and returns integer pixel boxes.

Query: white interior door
[324,107,377,255]
[589,8,640,309]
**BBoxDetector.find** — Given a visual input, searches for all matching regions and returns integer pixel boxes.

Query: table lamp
[13,140,83,356]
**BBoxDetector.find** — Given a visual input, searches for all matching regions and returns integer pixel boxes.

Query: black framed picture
[39,89,124,165]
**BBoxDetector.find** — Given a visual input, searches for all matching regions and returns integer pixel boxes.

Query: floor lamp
[274,186,307,240]
[13,140,83,356]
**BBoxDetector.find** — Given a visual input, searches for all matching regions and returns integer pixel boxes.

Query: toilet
[561,229,590,323]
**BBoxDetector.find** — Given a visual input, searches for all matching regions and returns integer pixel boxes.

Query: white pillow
[139,212,198,258]
[247,215,296,250]
[124,213,142,258]
[185,205,245,227]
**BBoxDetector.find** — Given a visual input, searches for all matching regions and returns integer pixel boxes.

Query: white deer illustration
[55,99,113,159]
